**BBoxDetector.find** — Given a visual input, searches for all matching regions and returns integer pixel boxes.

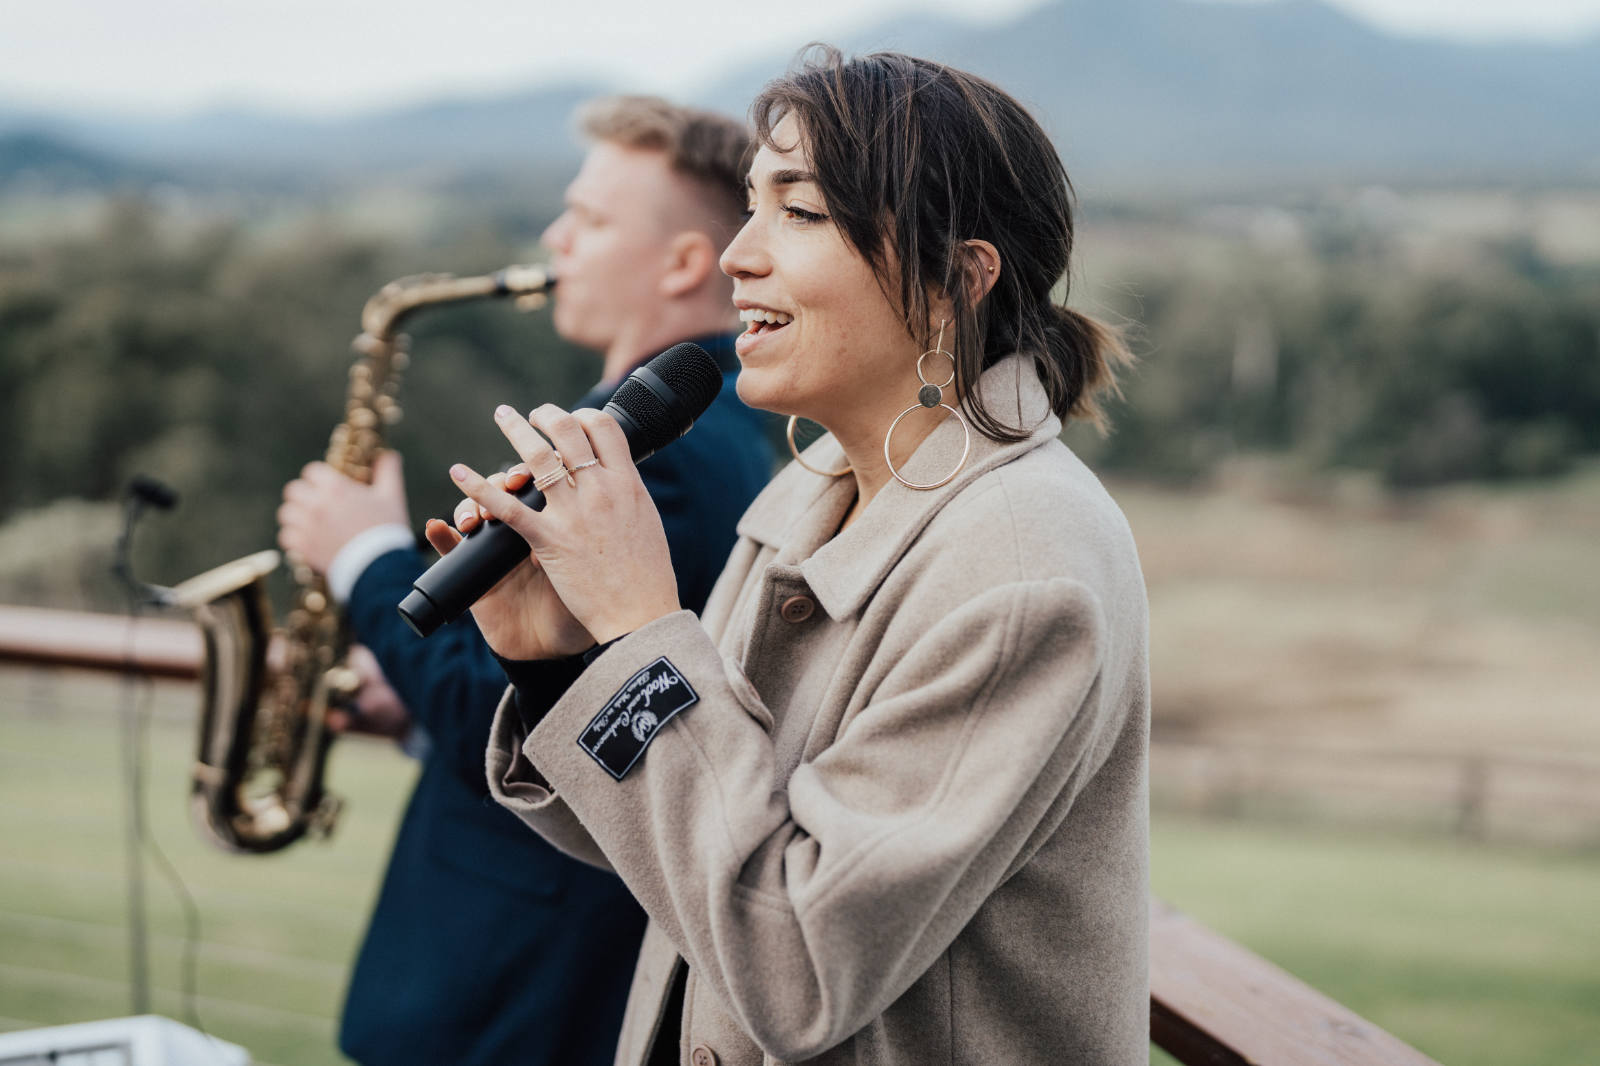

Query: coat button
[691,1045,718,1066]
[779,595,815,623]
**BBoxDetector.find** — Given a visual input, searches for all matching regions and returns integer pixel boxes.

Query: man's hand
[327,645,413,740]
[278,451,410,574]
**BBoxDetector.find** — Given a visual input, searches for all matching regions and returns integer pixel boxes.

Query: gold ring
[532,468,569,492]
[532,453,569,492]
[567,459,600,474]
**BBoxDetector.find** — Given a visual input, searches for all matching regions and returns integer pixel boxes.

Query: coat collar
[736,354,1062,620]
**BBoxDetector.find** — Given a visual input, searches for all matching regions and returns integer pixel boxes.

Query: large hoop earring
[787,415,852,477]
[884,319,971,491]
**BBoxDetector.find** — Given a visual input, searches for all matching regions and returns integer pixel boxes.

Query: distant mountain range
[2,0,1596,194]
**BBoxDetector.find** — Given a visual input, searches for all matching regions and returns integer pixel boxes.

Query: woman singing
[432,48,1149,1066]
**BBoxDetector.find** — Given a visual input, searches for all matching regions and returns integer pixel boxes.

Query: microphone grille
[611,342,723,451]
[649,342,723,410]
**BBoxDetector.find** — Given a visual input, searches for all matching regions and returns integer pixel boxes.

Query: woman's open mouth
[738,307,794,338]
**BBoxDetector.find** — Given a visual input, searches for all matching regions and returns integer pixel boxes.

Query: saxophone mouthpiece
[496,264,556,294]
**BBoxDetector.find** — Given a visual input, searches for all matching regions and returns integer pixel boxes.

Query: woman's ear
[659,230,718,299]
[963,239,1001,303]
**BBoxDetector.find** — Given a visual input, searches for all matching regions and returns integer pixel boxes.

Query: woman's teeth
[739,307,794,332]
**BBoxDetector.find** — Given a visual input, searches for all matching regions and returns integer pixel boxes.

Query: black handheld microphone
[397,342,723,638]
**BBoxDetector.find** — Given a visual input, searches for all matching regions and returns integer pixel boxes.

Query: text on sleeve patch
[578,657,698,780]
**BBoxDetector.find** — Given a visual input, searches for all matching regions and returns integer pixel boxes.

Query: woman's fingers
[423,518,461,557]
[493,405,569,492]
[453,467,530,533]
[449,463,545,546]
[453,495,480,532]
[572,408,632,468]
[529,404,599,475]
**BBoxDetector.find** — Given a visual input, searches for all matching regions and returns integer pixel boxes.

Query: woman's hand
[433,403,682,655]
[423,464,594,661]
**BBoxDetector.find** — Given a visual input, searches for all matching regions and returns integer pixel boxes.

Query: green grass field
[0,672,416,1066]
[1152,816,1600,1065]
[2,668,1597,1065]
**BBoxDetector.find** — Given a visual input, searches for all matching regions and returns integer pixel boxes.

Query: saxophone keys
[302,590,327,613]
[515,291,549,312]
[309,793,344,839]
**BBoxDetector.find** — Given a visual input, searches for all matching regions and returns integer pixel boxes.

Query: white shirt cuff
[326,524,416,604]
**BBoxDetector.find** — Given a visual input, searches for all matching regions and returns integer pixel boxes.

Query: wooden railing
[0,605,1442,1065]
[0,604,202,678]
[1150,900,1440,1065]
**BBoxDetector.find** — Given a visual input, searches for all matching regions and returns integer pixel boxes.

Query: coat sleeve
[488,576,1120,1060]
[344,433,745,793]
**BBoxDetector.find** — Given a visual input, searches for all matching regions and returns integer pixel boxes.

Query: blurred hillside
[1,0,1597,191]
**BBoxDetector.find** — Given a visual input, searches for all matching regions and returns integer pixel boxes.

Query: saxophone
[171,265,555,854]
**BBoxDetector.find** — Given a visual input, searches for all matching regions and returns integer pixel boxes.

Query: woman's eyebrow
[746,169,819,190]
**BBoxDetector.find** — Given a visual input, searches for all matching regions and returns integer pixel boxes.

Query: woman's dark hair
[753,46,1130,440]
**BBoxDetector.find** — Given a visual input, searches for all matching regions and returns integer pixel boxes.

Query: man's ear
[659,230,718,299]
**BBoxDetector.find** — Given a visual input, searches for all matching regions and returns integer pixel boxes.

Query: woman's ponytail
[1038,304,1132,433]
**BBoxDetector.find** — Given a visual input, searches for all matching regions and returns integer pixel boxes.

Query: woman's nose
[720,216,769,279]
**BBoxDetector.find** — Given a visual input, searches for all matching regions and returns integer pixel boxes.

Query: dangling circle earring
[884,318,971,491]
[787,415,852,477]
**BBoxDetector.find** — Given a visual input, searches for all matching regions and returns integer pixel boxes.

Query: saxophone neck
[359,264,555,340]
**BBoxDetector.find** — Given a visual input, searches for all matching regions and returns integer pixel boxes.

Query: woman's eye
[783,204,828,224]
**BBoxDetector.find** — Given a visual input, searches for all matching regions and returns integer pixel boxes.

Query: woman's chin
[733,365,786,414]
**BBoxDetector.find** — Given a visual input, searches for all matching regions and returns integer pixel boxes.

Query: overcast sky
[2,0,1597,117]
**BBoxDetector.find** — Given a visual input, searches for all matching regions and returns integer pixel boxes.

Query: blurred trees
[1,190,1596,608]
[0,196,593,607]
[1071,211,1600,488]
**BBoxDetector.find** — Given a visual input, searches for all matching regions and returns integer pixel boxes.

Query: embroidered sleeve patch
[578,657,698,780]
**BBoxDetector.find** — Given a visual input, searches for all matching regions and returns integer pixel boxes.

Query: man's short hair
[577,95,750,227]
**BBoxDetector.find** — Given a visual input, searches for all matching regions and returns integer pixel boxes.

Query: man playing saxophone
[275,96,773,1066]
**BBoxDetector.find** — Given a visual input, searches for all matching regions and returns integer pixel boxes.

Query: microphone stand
[110,478,177,1016]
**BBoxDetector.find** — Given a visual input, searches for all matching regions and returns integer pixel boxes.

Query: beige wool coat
[487,355,1151,1066]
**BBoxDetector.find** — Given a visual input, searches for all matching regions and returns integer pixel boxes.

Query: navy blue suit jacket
[338,335,772,1066]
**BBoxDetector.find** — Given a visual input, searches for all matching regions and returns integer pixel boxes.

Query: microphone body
[397,344,722,638]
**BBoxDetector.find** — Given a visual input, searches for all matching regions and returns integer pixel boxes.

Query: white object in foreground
[0,1015,249,1065]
